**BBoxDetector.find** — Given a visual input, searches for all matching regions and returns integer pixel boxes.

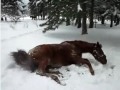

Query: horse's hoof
[61,83,66,86]
[36,72,40,75]
[58,73,64,78]
[91,70,95,75]
[36,71,44,76]
[51,75,58,80]
[50,75,63,85]
[61,75,64,78]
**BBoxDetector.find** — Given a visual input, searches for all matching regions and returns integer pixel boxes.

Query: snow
[1,17,120,90]
[36,0,43,6]
[77,4,82,11]
[16,1,25,11]
[101,10,109,16]
[22,0,29,4]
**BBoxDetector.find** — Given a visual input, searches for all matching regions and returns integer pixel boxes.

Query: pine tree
[94,0,120,26]
[40,0,120,33]
[40,0,89,34]
[89,0,94,28]
[1,0,26,21]
[40,0,78,32]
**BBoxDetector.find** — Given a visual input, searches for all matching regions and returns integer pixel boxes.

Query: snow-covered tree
[39,0,89,34]
[28,0,46,19]
[94,0,120,27]
[1,0,26,21]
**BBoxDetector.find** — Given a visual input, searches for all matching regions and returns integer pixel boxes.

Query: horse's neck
[80,43,94,53]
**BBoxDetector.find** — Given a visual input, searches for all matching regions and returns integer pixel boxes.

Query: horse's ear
[97,42,102,48]
[97,42,99,45]
[94,42,100,48]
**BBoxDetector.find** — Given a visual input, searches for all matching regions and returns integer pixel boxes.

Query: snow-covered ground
[1,17,120,90]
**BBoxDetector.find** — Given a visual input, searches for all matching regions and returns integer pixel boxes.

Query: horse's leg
[36,59,62,84]
[81,58,94,75]
[46,68,62,75]
[74,57,94,75]
[46,67,63,77]
[36,59,60,76]
[36,59,48,75]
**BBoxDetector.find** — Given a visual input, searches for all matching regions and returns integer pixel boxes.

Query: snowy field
[1,17,120,90]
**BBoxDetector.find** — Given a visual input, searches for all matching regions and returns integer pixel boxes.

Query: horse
[61,40,107,65]
[11,43,95,84]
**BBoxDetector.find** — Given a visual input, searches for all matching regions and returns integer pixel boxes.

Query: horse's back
[61,40,94,50]
[62,40,89,45]
[28,44,78,66]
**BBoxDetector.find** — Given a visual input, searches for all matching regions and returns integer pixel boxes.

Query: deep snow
[1,17,120,90]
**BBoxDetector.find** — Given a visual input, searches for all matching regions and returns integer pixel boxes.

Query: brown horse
[11,43,95,84]
[61,40,107,65]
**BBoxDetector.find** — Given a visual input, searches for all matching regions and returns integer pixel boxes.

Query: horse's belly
[50,56,74,68]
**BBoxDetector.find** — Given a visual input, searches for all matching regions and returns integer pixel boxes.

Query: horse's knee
[81,59,95,75]
[82,59,91,65]
[36,69,45,76]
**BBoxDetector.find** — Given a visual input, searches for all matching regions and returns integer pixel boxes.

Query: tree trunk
[98,15,100,21]
[82,3,87,34]
[110,14,113,27]
[115,15,120,26]
[101,16,105,24]
[89,0,94,28]
[75,11,82,28]
[78,17,81,28]
[66,17,70,26]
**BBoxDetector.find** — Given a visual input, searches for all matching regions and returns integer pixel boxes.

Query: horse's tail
[11,49,37,72]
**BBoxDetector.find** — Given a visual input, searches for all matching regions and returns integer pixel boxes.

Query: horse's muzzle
[101,59,107,64]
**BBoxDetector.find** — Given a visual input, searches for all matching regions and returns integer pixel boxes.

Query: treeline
[29,0,120,34]
[1,0,120,34]
[1,0,27,21]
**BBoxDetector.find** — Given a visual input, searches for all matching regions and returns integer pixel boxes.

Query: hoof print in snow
[110,65,115,69]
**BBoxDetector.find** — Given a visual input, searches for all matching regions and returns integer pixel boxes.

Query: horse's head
[92,42,107,64]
